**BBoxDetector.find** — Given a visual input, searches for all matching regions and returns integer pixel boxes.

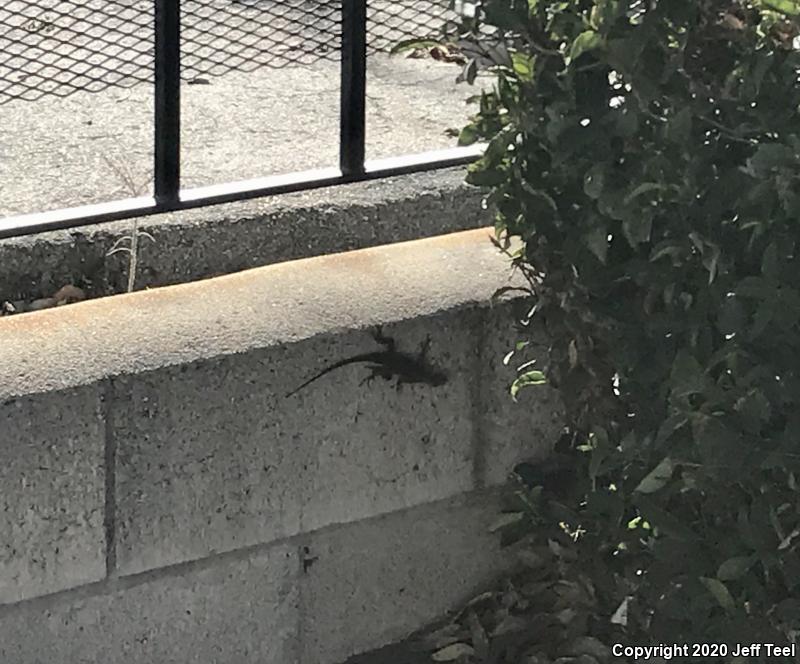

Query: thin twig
[102,152,154,292]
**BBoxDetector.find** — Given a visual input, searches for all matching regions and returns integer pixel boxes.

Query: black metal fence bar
[0,146,484,240]
[154,0,182,204]
[339,0,367,175]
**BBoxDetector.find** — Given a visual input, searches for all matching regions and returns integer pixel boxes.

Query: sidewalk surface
[1,0,478,218]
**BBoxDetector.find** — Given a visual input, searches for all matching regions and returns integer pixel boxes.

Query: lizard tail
[285,376,317,398]
[285,365,339,398]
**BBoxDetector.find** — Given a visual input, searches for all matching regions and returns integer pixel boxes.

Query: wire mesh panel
[0,0,154,103]
[181,0,340,78]
[0,0,455,105]
[368,0,454,53]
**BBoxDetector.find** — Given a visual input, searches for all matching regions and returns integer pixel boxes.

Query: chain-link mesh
[0,0,455,105]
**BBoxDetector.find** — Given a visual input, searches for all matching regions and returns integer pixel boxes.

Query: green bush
[410,0,800,660]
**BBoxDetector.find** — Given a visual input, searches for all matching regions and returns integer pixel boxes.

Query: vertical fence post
[339,0,367,175]
[154,0,181,204]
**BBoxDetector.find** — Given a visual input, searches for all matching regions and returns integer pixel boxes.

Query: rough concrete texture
[0,227,517,401]
[111,314,476,576]
[0,167,488,303]
[0,492,513,664]
[0,52,479,218]
[0,386,106,604]
[0,227,560,662]
[0,542,299,664]
[299,490,514,664]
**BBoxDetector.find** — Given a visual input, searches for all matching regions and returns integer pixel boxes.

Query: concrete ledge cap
[0,227,519,400]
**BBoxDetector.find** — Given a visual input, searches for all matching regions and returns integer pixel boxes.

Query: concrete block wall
[0,387,106,604]
[0,228,563,663]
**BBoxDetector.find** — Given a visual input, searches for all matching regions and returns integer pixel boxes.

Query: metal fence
[0,0,457,104]
[0,0,480,238]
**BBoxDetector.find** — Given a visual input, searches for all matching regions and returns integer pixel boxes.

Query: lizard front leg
[416,335,432,363]
[371,325,396,352]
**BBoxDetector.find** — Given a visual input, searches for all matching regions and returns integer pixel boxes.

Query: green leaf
[591,0,621,28]
[606,36,646,74]
[666,108,692,144]
[390,38,442,55]
[484,0,522,31]
[488,512,525,533]
[511,370,547,401]
[700,577,736,612]
[569,31,603,63]
[751,301,774,339]
[738,499,779,553]
[624,182,667,205]
[654,415,688,447]
[583,163,605,199]
[735,276,771,299]
[670,349,705,397]
[692,416,746,470]
[762,242,780,279]
[584,225,608,263]
[717,297,746,336]
[457,124,480,146]
[650,241,685,264]
[497,75,519,107]
[622,212,652,246]
[635,457,675,494]
[484,126,517,163]
[734,389,772,432]
[466,158,506,186]
[758,0,800,16]
[748,143,797,175]
[588,429,612,483]
[521,182,560,214]
[717,556,755,581]
[511,52,534,81]
[703,243,721,285]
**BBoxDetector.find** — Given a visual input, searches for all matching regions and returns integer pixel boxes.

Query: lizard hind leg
[360,363,394,387]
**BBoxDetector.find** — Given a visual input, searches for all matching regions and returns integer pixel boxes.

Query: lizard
[285,326,447,398]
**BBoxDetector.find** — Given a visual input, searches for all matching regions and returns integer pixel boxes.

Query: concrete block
[0,542,299,664]
[294,316,476,535]
[477,304,565,486]
[0,386,105,604]
[298,490,514,664]
[113,317,475,576]
[111,352,310,576]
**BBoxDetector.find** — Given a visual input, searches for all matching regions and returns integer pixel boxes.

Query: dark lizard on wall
[285,326,447,398]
